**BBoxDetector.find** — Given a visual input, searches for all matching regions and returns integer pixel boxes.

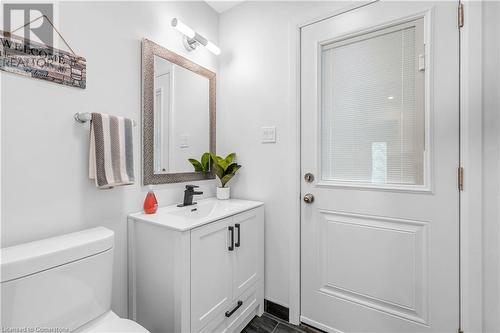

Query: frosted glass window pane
[321,21,425,186]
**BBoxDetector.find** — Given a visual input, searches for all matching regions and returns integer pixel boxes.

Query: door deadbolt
[303,193,314,204]
[304,173,315,183]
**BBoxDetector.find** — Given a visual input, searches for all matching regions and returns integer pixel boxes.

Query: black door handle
[225,300,243,317]
[235,224,241,247]
[228,226,234,251]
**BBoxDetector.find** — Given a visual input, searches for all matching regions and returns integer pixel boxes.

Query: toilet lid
[84,318,150,333]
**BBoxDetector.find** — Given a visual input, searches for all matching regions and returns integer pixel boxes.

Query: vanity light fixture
[171,18,221,55]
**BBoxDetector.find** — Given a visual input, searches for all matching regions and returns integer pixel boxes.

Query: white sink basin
[129,197,263,231]
[168,199,248,219]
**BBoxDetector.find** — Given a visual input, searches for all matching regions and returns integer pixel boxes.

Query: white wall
[482,2,500,331]
[217,1,354,307]
[0,1,218,317]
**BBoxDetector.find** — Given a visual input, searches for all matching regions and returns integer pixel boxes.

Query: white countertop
[128,197,264,231]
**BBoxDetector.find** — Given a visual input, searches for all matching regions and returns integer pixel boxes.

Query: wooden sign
[0,30,86,89]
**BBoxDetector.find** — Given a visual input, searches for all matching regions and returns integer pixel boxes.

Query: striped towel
[89,113,135,189]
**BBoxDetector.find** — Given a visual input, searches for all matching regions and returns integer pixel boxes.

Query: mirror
[142,39,215,184]
[153,55,210,173]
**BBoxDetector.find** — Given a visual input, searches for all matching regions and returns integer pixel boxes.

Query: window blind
[320,22,425,186]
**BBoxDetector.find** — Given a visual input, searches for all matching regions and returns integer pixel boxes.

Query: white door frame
[288,1,483,331]
[458,2,483,332]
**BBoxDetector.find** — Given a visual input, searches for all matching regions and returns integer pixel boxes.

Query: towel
[89,113,135,189]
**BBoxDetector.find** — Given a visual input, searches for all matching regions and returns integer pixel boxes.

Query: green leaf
[201,152,211,172]
[221,173,235,187]
[208,152,241,186]
[226,163,241,174]
[188,158,203,172]
[213,163,224,180]
[210,152,221,164]
[216,156,228,170]
[225,153,236,164]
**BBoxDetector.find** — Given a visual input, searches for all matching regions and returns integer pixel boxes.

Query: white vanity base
[128,198,264,333]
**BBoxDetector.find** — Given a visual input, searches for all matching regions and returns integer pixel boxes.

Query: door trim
[458,1,483,332]
[288,1,483,331]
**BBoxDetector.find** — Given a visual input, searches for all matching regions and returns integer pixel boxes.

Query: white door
[191,217,233,332]
[300,2,459,332]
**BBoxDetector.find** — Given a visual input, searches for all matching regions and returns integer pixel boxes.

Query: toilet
[1,227,149,333]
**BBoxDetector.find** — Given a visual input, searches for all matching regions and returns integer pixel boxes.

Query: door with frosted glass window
[300,2,459,332]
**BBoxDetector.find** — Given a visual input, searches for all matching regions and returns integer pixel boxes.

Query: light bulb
[205,41,221,55]
[171,18,195,39]
[172,18,220,55]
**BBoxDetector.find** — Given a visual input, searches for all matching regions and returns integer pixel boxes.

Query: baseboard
[264,299,289,322]
[300,316,344,333]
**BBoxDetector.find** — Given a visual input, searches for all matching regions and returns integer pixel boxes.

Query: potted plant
[188,152,241,199]
[211,153,241,199]
[189,152,241,199]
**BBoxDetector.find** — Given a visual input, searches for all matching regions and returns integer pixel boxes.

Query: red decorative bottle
[143,186,158,214]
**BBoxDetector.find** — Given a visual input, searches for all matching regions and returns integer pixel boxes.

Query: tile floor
[241,313,323,333]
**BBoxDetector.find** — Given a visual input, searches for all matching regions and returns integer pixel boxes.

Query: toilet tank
[1,227,114,331]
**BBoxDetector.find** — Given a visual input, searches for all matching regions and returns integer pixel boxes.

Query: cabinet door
[191,217,233,332]
[232,208,264,300]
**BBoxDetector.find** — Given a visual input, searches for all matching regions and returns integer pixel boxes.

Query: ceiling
[205,1,245,13]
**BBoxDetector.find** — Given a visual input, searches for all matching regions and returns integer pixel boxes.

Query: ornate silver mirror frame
[142,38,216,184]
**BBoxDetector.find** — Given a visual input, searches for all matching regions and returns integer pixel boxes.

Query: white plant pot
[217,187,230,200]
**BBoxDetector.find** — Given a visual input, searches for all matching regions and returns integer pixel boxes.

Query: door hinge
[418,54,426,71]
[458,166,464,191]
[458,3,464,28]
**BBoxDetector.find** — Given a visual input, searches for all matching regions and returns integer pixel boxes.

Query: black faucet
[178,185,203,207]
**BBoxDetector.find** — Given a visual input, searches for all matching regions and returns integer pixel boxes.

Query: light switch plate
[261,126,276,143]
[179,134,189,148]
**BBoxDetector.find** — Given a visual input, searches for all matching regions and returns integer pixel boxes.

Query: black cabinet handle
[228,226,234,251]
[235,224,241,247]
[225,300,243,317]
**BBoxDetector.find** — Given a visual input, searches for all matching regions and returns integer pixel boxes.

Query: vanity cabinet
[128,199,264,333]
